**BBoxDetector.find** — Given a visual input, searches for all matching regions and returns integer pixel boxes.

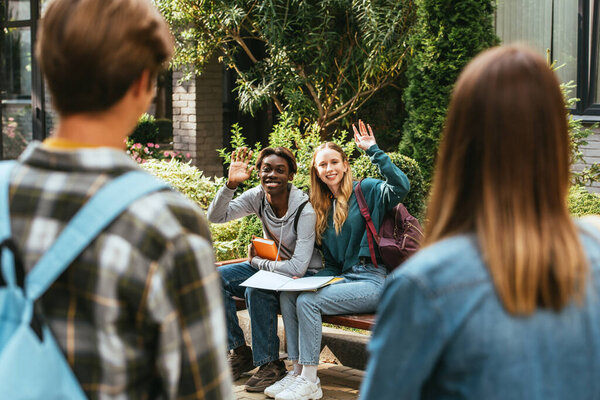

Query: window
[496,0,600,118]
[1,0,48,160]
[577,0,600,115]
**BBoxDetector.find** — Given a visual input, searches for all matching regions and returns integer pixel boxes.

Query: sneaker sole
[245,384,270,393]
[274,385,323,400]
[312,388,323,399]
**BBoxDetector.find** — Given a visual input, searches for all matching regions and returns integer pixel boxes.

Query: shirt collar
[18,141,140,174]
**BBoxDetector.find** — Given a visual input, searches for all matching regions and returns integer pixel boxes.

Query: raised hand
[352,120,377,151]
[227,147,254,189]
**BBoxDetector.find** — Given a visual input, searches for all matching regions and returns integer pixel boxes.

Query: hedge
[568,185,600,217]
[399,0,499,181]
[352,152,427,221]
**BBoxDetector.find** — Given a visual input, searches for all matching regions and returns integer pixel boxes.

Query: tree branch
[232,33,258,63]
[228,55,284,113]
[297,66,325,119]
[323,45,353,119]
[324,82,389,128]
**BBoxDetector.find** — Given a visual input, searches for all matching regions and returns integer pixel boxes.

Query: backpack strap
[0,160,19,287]
[258,193,264,219]
[353,180,380,269]
[293,200,309,233]
[25,171,169,301]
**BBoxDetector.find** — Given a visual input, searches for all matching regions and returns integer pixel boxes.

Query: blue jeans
[218,262,281,366]
[280,263,387,365]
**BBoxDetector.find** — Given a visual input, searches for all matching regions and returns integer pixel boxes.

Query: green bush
[126,141,191,164]
[568,185,600,217]
[210,216,263,261]
[353,152,427,221]
[561,79,600,186]
[399,0,499,181]
[129,113,160,144]
[139,158,222,209]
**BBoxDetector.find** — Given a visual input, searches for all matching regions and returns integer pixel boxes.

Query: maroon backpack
[354,180,424,271]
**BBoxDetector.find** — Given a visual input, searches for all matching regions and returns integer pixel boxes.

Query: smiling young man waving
[207,147,322,393]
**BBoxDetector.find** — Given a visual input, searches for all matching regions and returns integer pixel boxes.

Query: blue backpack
[0,160,169,399]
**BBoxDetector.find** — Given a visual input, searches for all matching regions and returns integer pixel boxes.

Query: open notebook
[240,270,343,292]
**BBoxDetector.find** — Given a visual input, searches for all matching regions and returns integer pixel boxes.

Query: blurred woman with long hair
[360,45,600,400]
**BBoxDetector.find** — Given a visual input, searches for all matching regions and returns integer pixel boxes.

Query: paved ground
[233,361,363,400]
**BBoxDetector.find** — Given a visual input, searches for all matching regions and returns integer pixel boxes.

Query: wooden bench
[216,258,376,331]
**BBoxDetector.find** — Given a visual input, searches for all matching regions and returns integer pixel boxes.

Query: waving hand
[227,147,254,189]
[353,120,377,151]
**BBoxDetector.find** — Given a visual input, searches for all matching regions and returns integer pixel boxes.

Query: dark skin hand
[226,147,255,190]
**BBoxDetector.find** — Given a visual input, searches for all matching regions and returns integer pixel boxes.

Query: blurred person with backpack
[265,122,411,400]
[0,0,232,398]
[361,45,600,400]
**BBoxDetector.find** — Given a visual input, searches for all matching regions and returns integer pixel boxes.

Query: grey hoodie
[207,183,322,276]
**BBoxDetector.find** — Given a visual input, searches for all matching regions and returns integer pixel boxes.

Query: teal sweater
[316,144,410,276]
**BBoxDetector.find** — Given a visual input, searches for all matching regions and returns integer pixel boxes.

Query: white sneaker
[275,376,323,400]
[264,371,298,398]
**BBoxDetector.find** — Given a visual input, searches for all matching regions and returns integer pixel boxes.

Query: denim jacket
[361,220,600,400]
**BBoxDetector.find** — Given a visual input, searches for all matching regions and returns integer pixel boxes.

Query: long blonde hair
[426,45,587,315]
[310,142,354,244]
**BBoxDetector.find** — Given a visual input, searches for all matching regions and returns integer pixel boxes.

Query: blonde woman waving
[265,121,410,400]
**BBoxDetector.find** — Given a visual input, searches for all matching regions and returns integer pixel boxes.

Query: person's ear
[131,69,154,98]
[288,173,295,182]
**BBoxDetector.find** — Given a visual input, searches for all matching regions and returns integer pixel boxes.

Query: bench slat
[323,314,375,331]
[216,258,249,267]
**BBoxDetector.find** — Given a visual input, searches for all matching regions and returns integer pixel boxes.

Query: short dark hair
[255,147,297,174]
[36,0,173,116]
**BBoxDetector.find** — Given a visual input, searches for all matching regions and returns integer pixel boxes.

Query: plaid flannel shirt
[6,142,233,400]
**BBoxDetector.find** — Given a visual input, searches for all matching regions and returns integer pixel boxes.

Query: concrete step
[237,310,371,370]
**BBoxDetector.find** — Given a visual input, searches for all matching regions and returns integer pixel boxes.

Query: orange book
[251,236,281,261]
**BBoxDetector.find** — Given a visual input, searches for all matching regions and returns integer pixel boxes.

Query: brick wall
[172,57,224,177]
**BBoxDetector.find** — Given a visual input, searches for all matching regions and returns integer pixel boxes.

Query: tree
[399,0,499,180]
[157,0,416,136]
